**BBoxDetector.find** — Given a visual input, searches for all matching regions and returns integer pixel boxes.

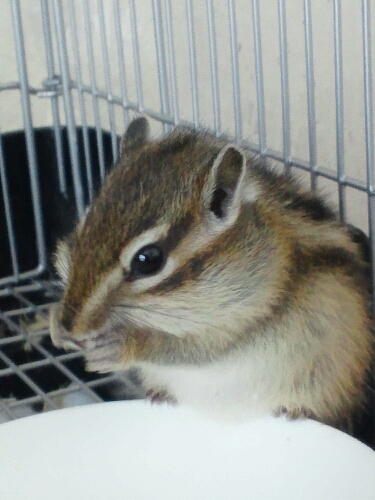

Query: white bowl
[0,400,374,499]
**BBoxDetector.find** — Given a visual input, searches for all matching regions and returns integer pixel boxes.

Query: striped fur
[50,117,373,435]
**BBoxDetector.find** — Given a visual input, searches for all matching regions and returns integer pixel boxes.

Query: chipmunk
[50,117,374,434]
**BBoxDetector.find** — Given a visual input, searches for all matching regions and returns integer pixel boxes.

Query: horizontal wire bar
[2,371,130,411]
[0,280,61,298]
[3,304,52,318]
[0,347,59,410]
[0,312,103,404]
[2,77,371,197]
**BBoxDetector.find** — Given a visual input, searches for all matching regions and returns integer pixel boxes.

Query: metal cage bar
[362,0,375,305]
[97,0,118,162]
[164,0,179,125]
[0,134,19,280]
[186,0,199,128]
[82,0,106,181]
[303,0,318,190]
[206,0,221,136]
[277,0,291,170]
[228,0,242,143]
[40,0,67,196]
[152,0,171,134]
[252,0,266,154]
[333,0,346,221]
[10,0,47,274]
[113,0,130,129]
[67,0,95,202]
[51,0,85,217]
[129,0,144,112]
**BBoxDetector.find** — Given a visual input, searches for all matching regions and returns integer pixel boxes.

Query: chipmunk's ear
[120,117,150,155]
[203,144,257,227]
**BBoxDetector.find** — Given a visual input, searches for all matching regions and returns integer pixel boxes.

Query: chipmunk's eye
[130,244,164,277]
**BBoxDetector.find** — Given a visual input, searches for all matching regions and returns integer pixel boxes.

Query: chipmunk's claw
[145,389,177,405]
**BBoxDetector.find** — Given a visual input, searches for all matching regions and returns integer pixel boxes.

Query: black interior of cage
[0,127,117,280]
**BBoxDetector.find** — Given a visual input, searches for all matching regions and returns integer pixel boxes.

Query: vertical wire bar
[82,0,105,181]
[206,0,221,136]
[278,0,291,170]
[362,0,375,307]
[228,0,242,143]
[10,0,47,271]
[113,0,130,128]
[186,0,199,128]
[97,0,118,162]
[333,0,346,221]
[67,0,94,202]
[40,0,66,195]
[0,346,58,410]
[152,0,171,134]
[252,0,266,153]
[362,0,374,192]
[52,0,84,217]
[0,133,19,278]
[303,0,318,190]
[129,0,144,112]
[362,3,375,442]
[164,0,179,125]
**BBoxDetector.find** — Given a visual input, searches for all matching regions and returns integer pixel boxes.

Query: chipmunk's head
[51,118,279,354]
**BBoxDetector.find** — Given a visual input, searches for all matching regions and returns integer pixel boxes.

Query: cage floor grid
[0,279,143,422]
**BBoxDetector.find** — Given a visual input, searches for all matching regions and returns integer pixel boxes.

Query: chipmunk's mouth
[49,304,111,351]
[73,331,109,350]
[58,329,114,352]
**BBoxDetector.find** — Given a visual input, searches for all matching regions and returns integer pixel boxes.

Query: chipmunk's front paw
[273,405,316,420]
[145,389,177,405]
[81,331,126,374]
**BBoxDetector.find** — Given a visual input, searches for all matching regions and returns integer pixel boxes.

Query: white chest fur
[137,341,297,421]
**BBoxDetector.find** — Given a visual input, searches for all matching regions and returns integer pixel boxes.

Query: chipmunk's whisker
[113,304,213,328]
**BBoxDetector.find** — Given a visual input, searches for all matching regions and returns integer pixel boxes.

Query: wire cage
[0,0,374,425]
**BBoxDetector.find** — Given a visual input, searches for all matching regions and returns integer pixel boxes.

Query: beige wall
[1,0,374,231]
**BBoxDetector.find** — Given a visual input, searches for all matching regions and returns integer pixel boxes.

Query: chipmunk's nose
[49,304,80,351]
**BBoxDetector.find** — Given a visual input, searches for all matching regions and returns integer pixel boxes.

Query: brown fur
[51,117,374,443]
